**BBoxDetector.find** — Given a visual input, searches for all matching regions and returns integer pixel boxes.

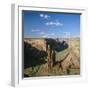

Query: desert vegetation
[24,38,80,77]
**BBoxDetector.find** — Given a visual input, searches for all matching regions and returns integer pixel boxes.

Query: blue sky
[23,11,80,38]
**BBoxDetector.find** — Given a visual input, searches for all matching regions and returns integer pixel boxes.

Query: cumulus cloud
[40,14,50,19]
[46,21,63,26]
[31,29,40,32]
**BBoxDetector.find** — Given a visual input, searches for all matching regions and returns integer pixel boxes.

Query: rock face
[60,51,80,73]
[24,39,47,51]
[24,38,80,76]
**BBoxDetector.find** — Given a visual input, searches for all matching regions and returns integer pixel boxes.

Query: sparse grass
[31,65,41,77]
[67,68,80,75]
[24,38,80,77]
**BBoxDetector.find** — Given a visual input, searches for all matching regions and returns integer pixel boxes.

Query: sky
[23,11,80,38]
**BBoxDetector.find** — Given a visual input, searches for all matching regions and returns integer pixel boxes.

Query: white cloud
[31,29,40,32]
[48,33,55,36]
[41,32,55,38]
[51,33,55,35]
[42,35,48,38]
[40,14,50,19]
[44,14,50,19]
[40,32,45,35]
[46,21,63,26]
[40,14,44,17]
[64,32,71,38]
